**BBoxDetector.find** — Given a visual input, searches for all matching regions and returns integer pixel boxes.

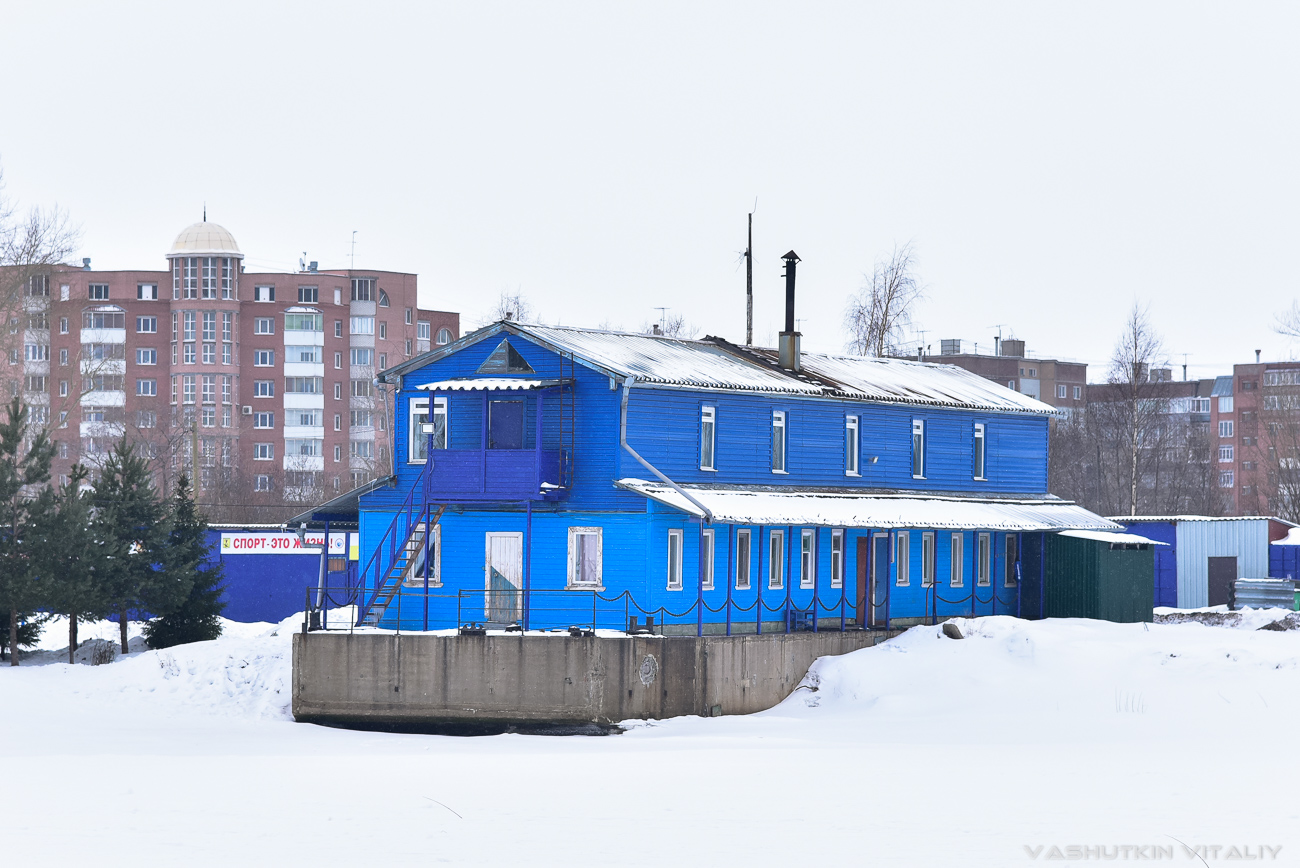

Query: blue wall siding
[1117,521,1178,608]
[204,529,324,623]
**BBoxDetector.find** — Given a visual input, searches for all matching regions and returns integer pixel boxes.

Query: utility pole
[745,212,753,345]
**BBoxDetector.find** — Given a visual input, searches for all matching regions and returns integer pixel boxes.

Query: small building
[207,524,357,623]
[1039,530,1158,622]
[1114,516,1294,608]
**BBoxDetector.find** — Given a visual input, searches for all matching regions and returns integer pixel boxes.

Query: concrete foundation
[292,628,903,728]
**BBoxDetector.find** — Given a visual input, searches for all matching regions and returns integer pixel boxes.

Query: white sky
[3,1,1298,381]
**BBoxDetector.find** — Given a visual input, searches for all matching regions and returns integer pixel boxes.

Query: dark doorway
[870,533,890,628]
[856,538,869,626]
[488,400,524,449]
[1207,556,1236,607]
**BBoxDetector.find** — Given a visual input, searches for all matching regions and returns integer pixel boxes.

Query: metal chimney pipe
[1256,349,1262,363]
[778,250,801,371]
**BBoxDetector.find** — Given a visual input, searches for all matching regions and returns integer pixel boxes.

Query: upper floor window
[137,283,157,300]
[254,285,275,302]
[1219,420,1234,438]
[298,286,319,304]
[973,423,986,480]
[285,312,324,332]
[1073,386,1083,400]
[417,322,431,341]
[845,415,859,476]
[83,308,126,329]
[88,284,109,300]
[378,289,390,308]
[912,419,925,478]
[1219,445,1234,463]
[137,316,157,333]
[1056,384,1067,399]
[700,406,716,471]
[771,411,786,473]
[254,317,274,335]
[409,395,447,462]
[437,328,453,345]
[28,275,49,297]
[350,278,374,302]
[351,316,374,335]
[1219,396,1234,413]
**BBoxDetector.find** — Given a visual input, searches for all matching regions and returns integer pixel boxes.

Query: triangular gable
[476,338,536,375]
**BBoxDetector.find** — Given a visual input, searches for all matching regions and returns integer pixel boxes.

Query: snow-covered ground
[3,612,1298,866]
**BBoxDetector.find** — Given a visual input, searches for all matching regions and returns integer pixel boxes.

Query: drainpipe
[620,376,713,523]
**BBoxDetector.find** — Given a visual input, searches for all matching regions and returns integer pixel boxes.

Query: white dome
[168,221,242,258]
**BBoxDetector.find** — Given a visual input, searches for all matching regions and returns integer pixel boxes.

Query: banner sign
[219,532,351,556]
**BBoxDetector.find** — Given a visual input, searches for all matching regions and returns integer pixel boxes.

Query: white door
[485,532,524,623]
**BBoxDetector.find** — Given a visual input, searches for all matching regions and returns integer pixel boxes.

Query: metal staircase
[357,504,446,627]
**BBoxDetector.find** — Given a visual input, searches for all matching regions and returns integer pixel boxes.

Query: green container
[1042,534,1155,623]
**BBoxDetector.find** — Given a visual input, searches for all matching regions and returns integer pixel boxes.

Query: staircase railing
[355,461,432,625]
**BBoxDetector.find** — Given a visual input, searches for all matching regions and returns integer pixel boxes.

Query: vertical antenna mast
[351,230,357,269]
[745,212,753,345]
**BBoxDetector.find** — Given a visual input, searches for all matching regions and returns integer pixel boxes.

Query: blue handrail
[355,463,431,624]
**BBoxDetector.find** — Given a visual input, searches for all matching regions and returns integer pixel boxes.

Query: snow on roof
[416,378,565,391]
[1271,526,1300,545]
[509,324,1055,415]
[1058,529,1167,546]
[1115,515,1295,525]
[616,479,1120,531]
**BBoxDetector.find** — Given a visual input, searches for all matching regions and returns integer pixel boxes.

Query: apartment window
[201,258,219,298]
[253,380,274,398]
[921,532,935,587]
[351,441,373,459]
[133,316,157,335]
[1005,535,1019,587]
[202,343,216,364]
[222,407,232,427]
[768,529,784,589]
[25,344,50,361]
[59,380,68,397]
[222,312,232,341]
[136,379,157,397]
[254,285,274,302]
[287,345,322,364]
[350,316,374,335]
[1056,384,1067,399]
[201,407,216,427]
[350,410,372,428]
[182,375,196,404]
[182,343,196,364]
[255,475,271,492]
[378,353,387,370]
[254,412,274,429]
[950,533,964,587]
[736,529,752,590]
[405,308,413,325]
[23,376,46,393]
[701,529,715,590]
[1219,421,1234,438]
[771,411,786,473]
[335,320,343,338]
[845,415,859,476]
[254,443,274,460]
[298,286,318,304]
[254,317,274,335]
[88,283,109,300]
[1073,386,1082,400]
[59,317,68,334]
[800,529,816,589]
[378,322,387,340]
[59,348,68,366]
[568,527,603,588]
[351,379,372,397]
[254,349,275,366]
[1219,445,1234,462]
[137,283,157,300]
[830,529,844,588]
[285,313,324,332]
[973,423,986,480]
[138,410,155,428]
[84,309,126,329]
[437,328,453,345]
[700,405,716,470]
[200,312,215,341]
[201,375,215,404]
[294,409,322,427]
[378,289,389,308]
[333,444,342,462]
[182,311,196,341]
[405,339,412,355]
[912,420,925,477]
[1008,381,1016,390]
[350,348,373,366]
[1028,368,1037,377]
[285,377,324,394]
[896,531,910,586]
[334,413,342,431]
[333,382,342,400]
[1219,470,1235,488]
[28,275,49,296]
[977,534,991,586]
[1219,396,1234,413]
[333,352,342,369]
[286,439,322,458]
[409,396,447,460]
[350,278,374,301]
[417,322,431,341]
[221,376,231,404]
[666,528,684,590]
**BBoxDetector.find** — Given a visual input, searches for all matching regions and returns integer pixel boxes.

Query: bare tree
[1275,301,1300,340]
[843,243,923,357]
[1104,304,1168,515]
[640,313,697,339]
[488,289,535,324]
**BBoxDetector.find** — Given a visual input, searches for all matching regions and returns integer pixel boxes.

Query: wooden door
[485,532,523,623]
[1207,556,1236,608]
[488,400,525,449]
[856,537,869,626]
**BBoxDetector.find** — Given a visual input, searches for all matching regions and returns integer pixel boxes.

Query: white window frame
[666,528,684,590]
[973,422,986,480]
[768,529,784,590]
[136,348,156,366]
[895,531,910,586]
[1073,386,1082,400]
[254,443,274,461]
[409,396,447,462]
[701,528,715,590]
[921,532,935,587]
[800,529,815,589]
[771,410,786,474]
[1219,420,1234,438]
[950,533,964,587]
[830,529,844,589]
[736,529,752,590]
[254,317,274,335]
[912,419,925,478]
[135,378,157,397]
[136,316,157,333]
[700,405,716,471]
[254,285,274,302]
[977,533,991,586]
[254,349,274,367]
[1056,384,1067,399]
[1219,445,1234,463]
[845,415,859,476]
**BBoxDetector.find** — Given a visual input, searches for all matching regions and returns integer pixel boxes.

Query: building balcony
[423,448,569,501]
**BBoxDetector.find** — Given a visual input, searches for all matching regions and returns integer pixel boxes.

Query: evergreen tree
[0,611,44,661]
[0,397,56,666]
[36,466,114,663]
[144,475,225,649]
[93,440,175,653]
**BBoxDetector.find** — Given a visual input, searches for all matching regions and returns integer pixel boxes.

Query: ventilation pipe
[778,250,801,371]
[1256,349,1262,363]
[82,258,91,271]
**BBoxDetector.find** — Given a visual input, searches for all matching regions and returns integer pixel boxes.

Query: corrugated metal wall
[1043,535,1153,623]
[1174,520,1269,608]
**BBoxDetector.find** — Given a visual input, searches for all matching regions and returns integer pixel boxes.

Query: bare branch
[843,243,923,357]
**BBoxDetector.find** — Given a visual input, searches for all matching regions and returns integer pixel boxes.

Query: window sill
[771,470,788,475]
[912,475,926,480]
[666,585,684,592]
[799,582,814,590]
[566,583,605,592]
[973,476,987,482]
[845,471,860,478]
[402,580,443,589]
[700,467,718,472]
[896,581,910,587]
[767,584,783,591]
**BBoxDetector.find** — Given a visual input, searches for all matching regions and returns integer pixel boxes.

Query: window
[23,376,46,393]
[350,316,374,335]
[137,283,157,300]
[667,528,684,590]
[334,413,342,431]
[334,352,342,369]
[350,410,372,428]
[1219,470,1235,488]
[136,316,157,334]
[1056,384,1067,399]
[700,405,716,470]
[1005,535,1019,587]
[768,529,784,589]
[182,311,196,341]
[896,532,910,586]
[378,289,389,308]
[1028,368,1037,377]
[254,349,275,366]
[350,278,374,301]
[409,396,447,460]
[736,529,752,590]
[405,308,413,325]
[136,378,157,396]
[333,444,342,462]
[255,475,271,492]
[350,348,373,366]
[1219,420,1234,438]
[921,532,935,587]
[1219,396,1234,413]
[136,348,156,365]
[1219,445,1234,462]
[254,285,275,302]
[286,345,322,364]
[405,339,412,355]
[950,534,964,587]
[771,411,786,473]
[254,443,274,460]
[25,344,50,361]
[253,380,274,398]
[201,375,215,404]
[285,377,323,394]
[59,380,68,397]
[222,376,231,404]
[701,529,715,590]
[437,328,453,345]
[83,309,126,329]
[333,382,342,400]
[973,423,986,480]
[292,409,322,427]
[1008,381,1015,390]
[335,320,343,338]
[298,286,318,304]
[568,527,603,588]
[254,412,274,429]
[378,353,387,370]
[844,415,860,476]
[417,322,431,341]
[351,441,373,459]
[912,420,925,477]
[59,348,68,366]
[28,275,49,296]
[830,529,844,588]
[59,317,68,334]
[285,313,323,332]
[286,439,322,457]
[88,283,109,300]
[1073,386,1082,400]
[800,529,815,589]
[254,317,274,335]
[201,407,216,427]
[351,379,372,397]
[138,410,155,428]
[977,534,991,586]
[183,375,197,404]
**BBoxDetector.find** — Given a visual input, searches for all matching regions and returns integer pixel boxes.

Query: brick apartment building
[1208,356,1300,516]
[918,338,1088,411]
[6,221,458,510]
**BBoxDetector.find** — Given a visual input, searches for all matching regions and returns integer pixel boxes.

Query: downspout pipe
[620,376,713,524]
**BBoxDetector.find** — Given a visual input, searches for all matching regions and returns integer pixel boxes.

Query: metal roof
[284,475,395,530]
[415,378,568,391]
[1058,529,1167,545]
[1211,376,1234,397]
[1114,515,1296,525]
[387,321,1054,415]
[616,479,1119,531]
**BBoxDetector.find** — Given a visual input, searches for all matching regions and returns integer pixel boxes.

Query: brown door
[1207,556,1236,608]
[856,537,870,626]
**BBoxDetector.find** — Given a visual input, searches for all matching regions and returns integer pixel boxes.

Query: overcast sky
[3,2,1298,381]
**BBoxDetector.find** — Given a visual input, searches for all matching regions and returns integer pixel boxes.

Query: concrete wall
[293,629,902,728]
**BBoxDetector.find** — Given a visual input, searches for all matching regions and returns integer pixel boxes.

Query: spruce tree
[144,475,225,649]
[0,612,43,661]
[37,466,113,663]
[0,397,56,666]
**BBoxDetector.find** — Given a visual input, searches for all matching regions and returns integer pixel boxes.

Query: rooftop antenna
[745,206,755,345]
[203,203,207,222]
[654,307,669,334]
[351,230,357,270]
[990,323,1006,355]
[1181,353,1189,381]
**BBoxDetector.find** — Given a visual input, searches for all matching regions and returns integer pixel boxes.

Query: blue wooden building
[342,310,1131,633]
